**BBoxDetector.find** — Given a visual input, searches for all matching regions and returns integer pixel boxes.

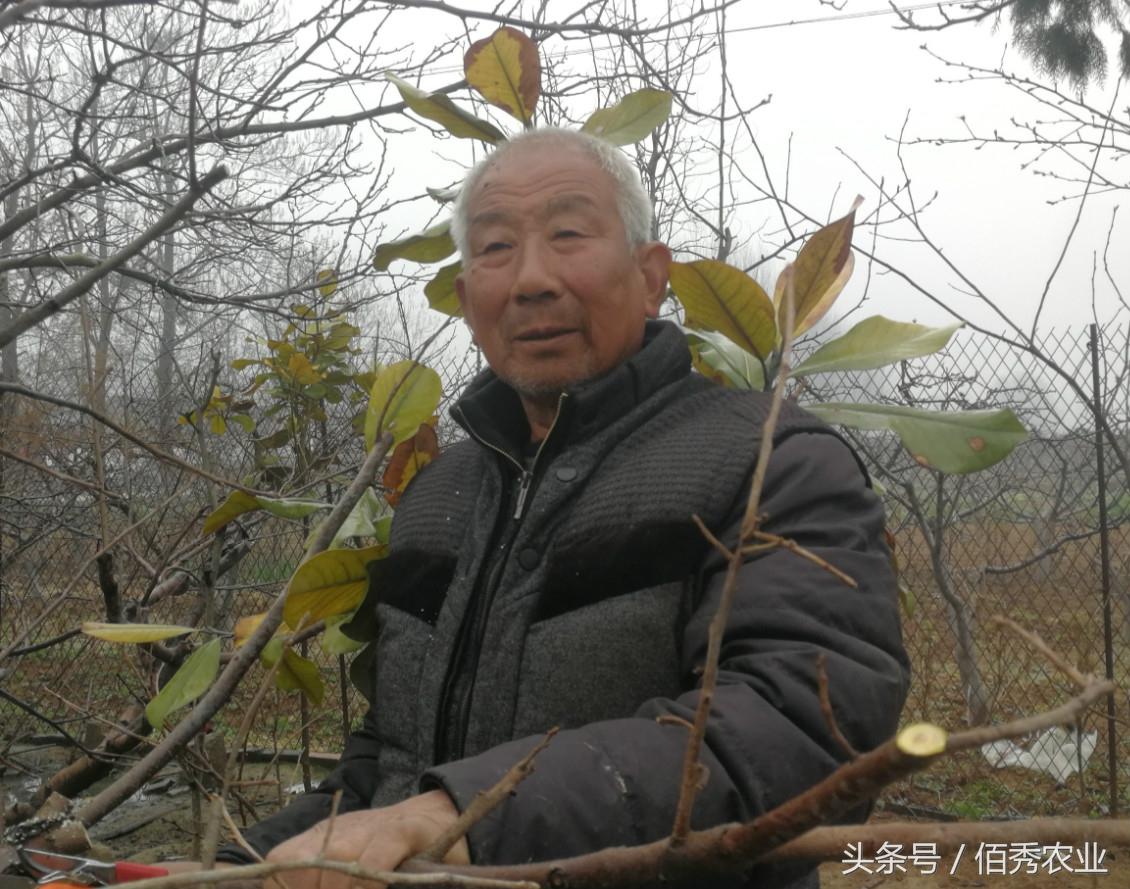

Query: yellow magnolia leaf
[283,544,387,629]
[386,73,505,144]
[424,261,462,316]
[581,89,672,145]
[279,649,325,705]
[261,640,325,706]
[383,422,440,507]
[669,260,777,360]
[364,360,443,450]
[82,622,193,643]
[233,612,268,647]
[286,352,322,386]
[202,490,261,536]
[316,268,337,298]
[464,26,540,125]
[778,197,862,337]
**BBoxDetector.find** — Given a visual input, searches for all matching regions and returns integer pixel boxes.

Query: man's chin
[501,364,597,400]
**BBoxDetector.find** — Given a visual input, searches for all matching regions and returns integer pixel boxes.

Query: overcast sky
[343,0,1128,337]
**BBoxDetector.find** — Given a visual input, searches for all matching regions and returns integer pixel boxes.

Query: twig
[815,654,858,760]
[671,265,797,842]
[420,729,559,863]
[742,531,858,588]
[689,514,733,560]
[57,858,536,889]
[219,804,263,864]
[71,435,393,831]
[199,629,290,867]
[0,445,126,502]
[990,615,1090,689]
[0,688,96,755]
[656,715,695,732]
[946,678,1115,753]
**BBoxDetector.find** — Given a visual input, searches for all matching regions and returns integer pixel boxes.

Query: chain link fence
[2,321,1127,820]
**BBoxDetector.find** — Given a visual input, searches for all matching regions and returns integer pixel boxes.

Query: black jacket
[223,321,910,886]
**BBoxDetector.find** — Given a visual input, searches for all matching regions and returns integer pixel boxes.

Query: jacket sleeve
[421,431,910,882]
[214,717,384,863]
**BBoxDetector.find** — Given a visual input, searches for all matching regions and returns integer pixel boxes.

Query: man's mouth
[514,326,577,342]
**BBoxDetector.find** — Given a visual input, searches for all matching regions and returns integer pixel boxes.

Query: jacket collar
[451,319,691,460]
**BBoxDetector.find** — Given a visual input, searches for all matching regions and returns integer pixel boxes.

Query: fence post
[1089,323,1118,816]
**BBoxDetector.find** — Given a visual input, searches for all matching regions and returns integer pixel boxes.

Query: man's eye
[554,229,582,239]
[481,241,510,254]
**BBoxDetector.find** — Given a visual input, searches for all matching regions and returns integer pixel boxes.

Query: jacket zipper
[434,395,566,763]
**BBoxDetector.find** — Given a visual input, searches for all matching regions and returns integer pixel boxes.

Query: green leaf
[685,328,764,390]
[581,88,672,145]
[255,428,292,450]
[387,73,505,143]
[364,360,443,450]
[284,545,387,629]
[792,318,963,377]
[806,403,1027,474]
[669,260,777,360]
[372,220,455,271]
[257,496,328,520]
[424,261,463,316]
[83,622,194,643]
[203,491,329,536]
[335,488,389,540]
[202,490,260,536]
[230,358,261,370]
[320,613,366,656]
[305,488,391,548]
[145,638,222,730]
[463,26,540,125]
[230,413,255,433]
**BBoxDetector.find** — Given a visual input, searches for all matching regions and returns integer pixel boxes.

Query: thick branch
[0,165,228,348]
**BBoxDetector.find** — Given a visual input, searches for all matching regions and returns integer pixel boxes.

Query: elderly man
[216,128,909,888]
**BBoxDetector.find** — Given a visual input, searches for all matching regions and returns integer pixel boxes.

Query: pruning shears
[15,850,168,887]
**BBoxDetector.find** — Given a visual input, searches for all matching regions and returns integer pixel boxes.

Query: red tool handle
[112,863,168,883]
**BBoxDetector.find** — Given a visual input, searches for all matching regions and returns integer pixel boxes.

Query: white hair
[450,127,654,259]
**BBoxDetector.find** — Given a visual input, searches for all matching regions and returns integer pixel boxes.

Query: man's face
[456,143,670,399]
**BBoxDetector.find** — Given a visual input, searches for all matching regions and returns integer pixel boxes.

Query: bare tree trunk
[155,169,177,439]
[909,474,993,727]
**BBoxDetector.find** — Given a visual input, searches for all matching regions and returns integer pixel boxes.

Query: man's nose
[510,239,559,302]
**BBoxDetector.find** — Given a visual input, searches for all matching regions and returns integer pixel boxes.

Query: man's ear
[455,273,478,344]
[636,241,672,318]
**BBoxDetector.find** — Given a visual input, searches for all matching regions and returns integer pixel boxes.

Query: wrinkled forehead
[467,140,603,206]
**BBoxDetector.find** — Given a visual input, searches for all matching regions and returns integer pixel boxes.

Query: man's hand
[264,790,470,889]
